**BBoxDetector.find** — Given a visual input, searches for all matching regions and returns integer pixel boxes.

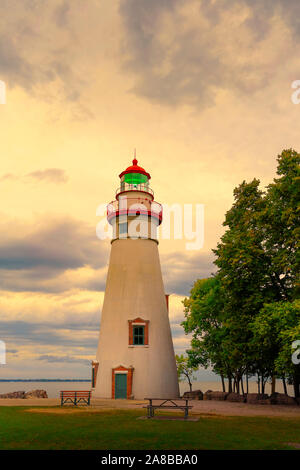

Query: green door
[115,374,127,399]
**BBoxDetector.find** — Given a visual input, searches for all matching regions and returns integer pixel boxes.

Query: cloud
[0,32,34,89]
[26,168,68,183]
[0,320,98,350]
[0,215,214,296]
[0,216,109,292]
[119,0,300,107]
[0,236,214,375]
[0,0,89,101]
[0,217,105,270]
[0,287,102,373]
[38,355,90,365]
[1,0,299,111]
[0,316,98,377]
[0,169,68,184]
[0,173,17,182]
[162,250,216,295]
[53,1,71,28]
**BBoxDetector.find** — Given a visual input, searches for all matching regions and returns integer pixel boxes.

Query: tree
[213,178,275,312]
[182,276,235,392]
[212,179,272,391]
[182,149,300,395]
[175,354,198,392]
[262,149,300,301]
[251,300,300,397]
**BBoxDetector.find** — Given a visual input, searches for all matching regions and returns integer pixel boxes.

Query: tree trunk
[261,375,265,395]
[236,377,240,394]
[271,375,276,395]
[246,373,249,394]
[228,375,232,393]
[282,376,287,395]
[221,374,225,393]
[293,372,300,398]
[241,376,245,395]
[257,375,260,394]
[188,376,193,392]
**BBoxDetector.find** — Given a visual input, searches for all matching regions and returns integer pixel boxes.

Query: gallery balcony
[107,198,163,225]
[115,182,154,198]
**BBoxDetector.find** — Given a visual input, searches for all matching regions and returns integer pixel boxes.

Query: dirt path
[1,397,299,417]
[189,399,300,417]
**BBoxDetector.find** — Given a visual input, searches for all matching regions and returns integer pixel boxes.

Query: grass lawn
[0,407,299,450]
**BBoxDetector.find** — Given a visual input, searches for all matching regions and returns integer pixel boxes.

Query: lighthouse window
[133,326,145,345]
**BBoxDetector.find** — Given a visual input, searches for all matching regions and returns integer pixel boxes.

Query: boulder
[182,389,203,400]
[258,399,272,405]
[25,389,48,399]
[226,393,246,403]
[0,391,25,399]
[204,391,228,401]
[269,393,297,406]
[246,393,270,404]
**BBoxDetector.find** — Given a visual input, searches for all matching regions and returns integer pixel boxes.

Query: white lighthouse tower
[92,156,179,399]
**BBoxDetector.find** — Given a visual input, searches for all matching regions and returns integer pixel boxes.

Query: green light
[124,173,148,185]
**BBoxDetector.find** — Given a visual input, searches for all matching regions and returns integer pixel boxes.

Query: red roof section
[119,158,151,180]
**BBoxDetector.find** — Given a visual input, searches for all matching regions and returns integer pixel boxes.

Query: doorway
[115,373,127,399]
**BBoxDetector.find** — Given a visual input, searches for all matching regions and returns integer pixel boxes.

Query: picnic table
[143,398,193,419]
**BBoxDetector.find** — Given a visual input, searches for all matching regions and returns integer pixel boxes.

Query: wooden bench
[143,398,193,419]
[60,390,91,406]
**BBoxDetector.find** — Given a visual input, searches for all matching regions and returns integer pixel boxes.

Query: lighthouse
[92,156,180,399]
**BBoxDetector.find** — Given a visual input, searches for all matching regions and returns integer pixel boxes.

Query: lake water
[0,380,294,398]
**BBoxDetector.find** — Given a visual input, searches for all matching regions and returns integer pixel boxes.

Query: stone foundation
[0,389,48,399]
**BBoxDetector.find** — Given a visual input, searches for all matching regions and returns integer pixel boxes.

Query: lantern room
[117,158,153,197]
[107,156,163,241]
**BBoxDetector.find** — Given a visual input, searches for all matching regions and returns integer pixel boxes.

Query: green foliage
[175,354,198,390]
[262,149,300,299]
[182,149,300,395]
[182,277,231,378]
[251,300,300,380]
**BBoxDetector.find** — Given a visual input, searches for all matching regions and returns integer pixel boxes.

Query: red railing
[107,198,163,223]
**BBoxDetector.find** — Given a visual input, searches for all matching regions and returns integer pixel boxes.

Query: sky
[0,0,300,380]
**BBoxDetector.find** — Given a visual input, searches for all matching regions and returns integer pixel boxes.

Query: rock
[25,389,48,399]
[246,393,270,404]
[0,391,25,399]
[204,391,228,401]
[226,393,246,403]
[203,390,214,400]
[269,393,297,406]
[182,390,203,400]
[256,398,272,405]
